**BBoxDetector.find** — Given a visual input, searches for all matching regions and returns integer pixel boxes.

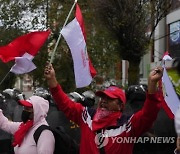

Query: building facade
[153,0,180,66]
[140,0,180,84]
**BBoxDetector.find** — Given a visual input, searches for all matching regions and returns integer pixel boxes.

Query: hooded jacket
[51,84,161,154]
[0,96,55,154]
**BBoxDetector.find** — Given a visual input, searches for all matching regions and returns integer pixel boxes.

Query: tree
[80,1,121,83]
[0,0,28,90]
[45,0,121,92]
[0,0,122,92]
[92,0,172,85]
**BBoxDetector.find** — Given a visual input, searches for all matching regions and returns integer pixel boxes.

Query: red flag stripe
[75,4,97,77]
[75,4,87,41]
[0,30,50,63]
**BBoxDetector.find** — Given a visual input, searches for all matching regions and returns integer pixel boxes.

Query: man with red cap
[44,63,163,154]
[0,95,55,154]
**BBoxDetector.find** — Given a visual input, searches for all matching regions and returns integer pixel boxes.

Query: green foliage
[0,0,131,91]
[83,1,121,80]
[0,0,48,90]
[0,61,16,90]
[0,21,24,90]
[93,0,149,61]
[46,0,121,91]
[30,43,49,88]
[92,0,172,85]
[47,39,76,93]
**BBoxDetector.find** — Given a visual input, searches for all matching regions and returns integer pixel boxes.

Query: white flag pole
[50,0,78,63]
[0,71,10,86]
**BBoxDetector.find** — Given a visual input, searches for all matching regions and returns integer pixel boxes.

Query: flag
[61,4,97,88]
[162,51,172,61]
[161,66,180,119]
[75,4,97,78]
[0,30,50,63]
[0,30,50,74]
[160,53,180,119]
[10,53,36,74]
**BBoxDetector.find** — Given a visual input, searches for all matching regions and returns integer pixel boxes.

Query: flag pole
[50,0,78,63]
[0,71,10,86]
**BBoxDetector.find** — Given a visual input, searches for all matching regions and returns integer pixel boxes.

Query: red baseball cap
[18,100,33,108]
[96,86,126,104]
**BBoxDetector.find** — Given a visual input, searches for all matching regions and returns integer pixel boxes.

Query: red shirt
[50,84,161,154]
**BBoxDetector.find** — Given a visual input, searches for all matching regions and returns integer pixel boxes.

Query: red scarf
[12,120,33,147]
[92,109,121,132]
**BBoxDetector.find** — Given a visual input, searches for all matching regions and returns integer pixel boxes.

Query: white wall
[151,8,180,69]
[154,18,166,62]
[167,9,180,24]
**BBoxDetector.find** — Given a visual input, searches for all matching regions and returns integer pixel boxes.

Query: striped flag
[61,4,96,88]
[160,52,180,119]
[0,30,50,74]
[0,30,50,63]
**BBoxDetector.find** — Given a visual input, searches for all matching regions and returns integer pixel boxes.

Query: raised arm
[44,62,84,125]
[130,66,164,137]
[148,67,163,94]
[0,109,20,135]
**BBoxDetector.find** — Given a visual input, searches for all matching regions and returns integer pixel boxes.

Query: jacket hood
[27,96,49,124]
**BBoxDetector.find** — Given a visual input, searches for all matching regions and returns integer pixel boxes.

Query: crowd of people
[0,61,180,154]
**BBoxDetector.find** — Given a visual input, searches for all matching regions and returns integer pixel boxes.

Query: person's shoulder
[34,125,54,143]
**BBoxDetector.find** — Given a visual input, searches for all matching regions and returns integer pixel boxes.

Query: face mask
[93,108,114,121]
[21,110,32,123]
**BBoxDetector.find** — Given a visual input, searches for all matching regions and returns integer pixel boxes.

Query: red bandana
[93,108,114,121]
[92,109,121,132]
[12,120,33,147]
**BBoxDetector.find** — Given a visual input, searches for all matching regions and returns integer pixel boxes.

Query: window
[169,20,180,57]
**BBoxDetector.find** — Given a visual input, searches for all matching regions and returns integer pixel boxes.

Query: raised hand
[44,62,58,88]
[148,66,163,94]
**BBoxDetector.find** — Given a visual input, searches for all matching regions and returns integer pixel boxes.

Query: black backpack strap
[34,125,51,144]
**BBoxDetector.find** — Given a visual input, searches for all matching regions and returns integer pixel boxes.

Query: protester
[126,84,176,154]
[0,95,55,154]
[44,63,163,154]
[33,87,81,144]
